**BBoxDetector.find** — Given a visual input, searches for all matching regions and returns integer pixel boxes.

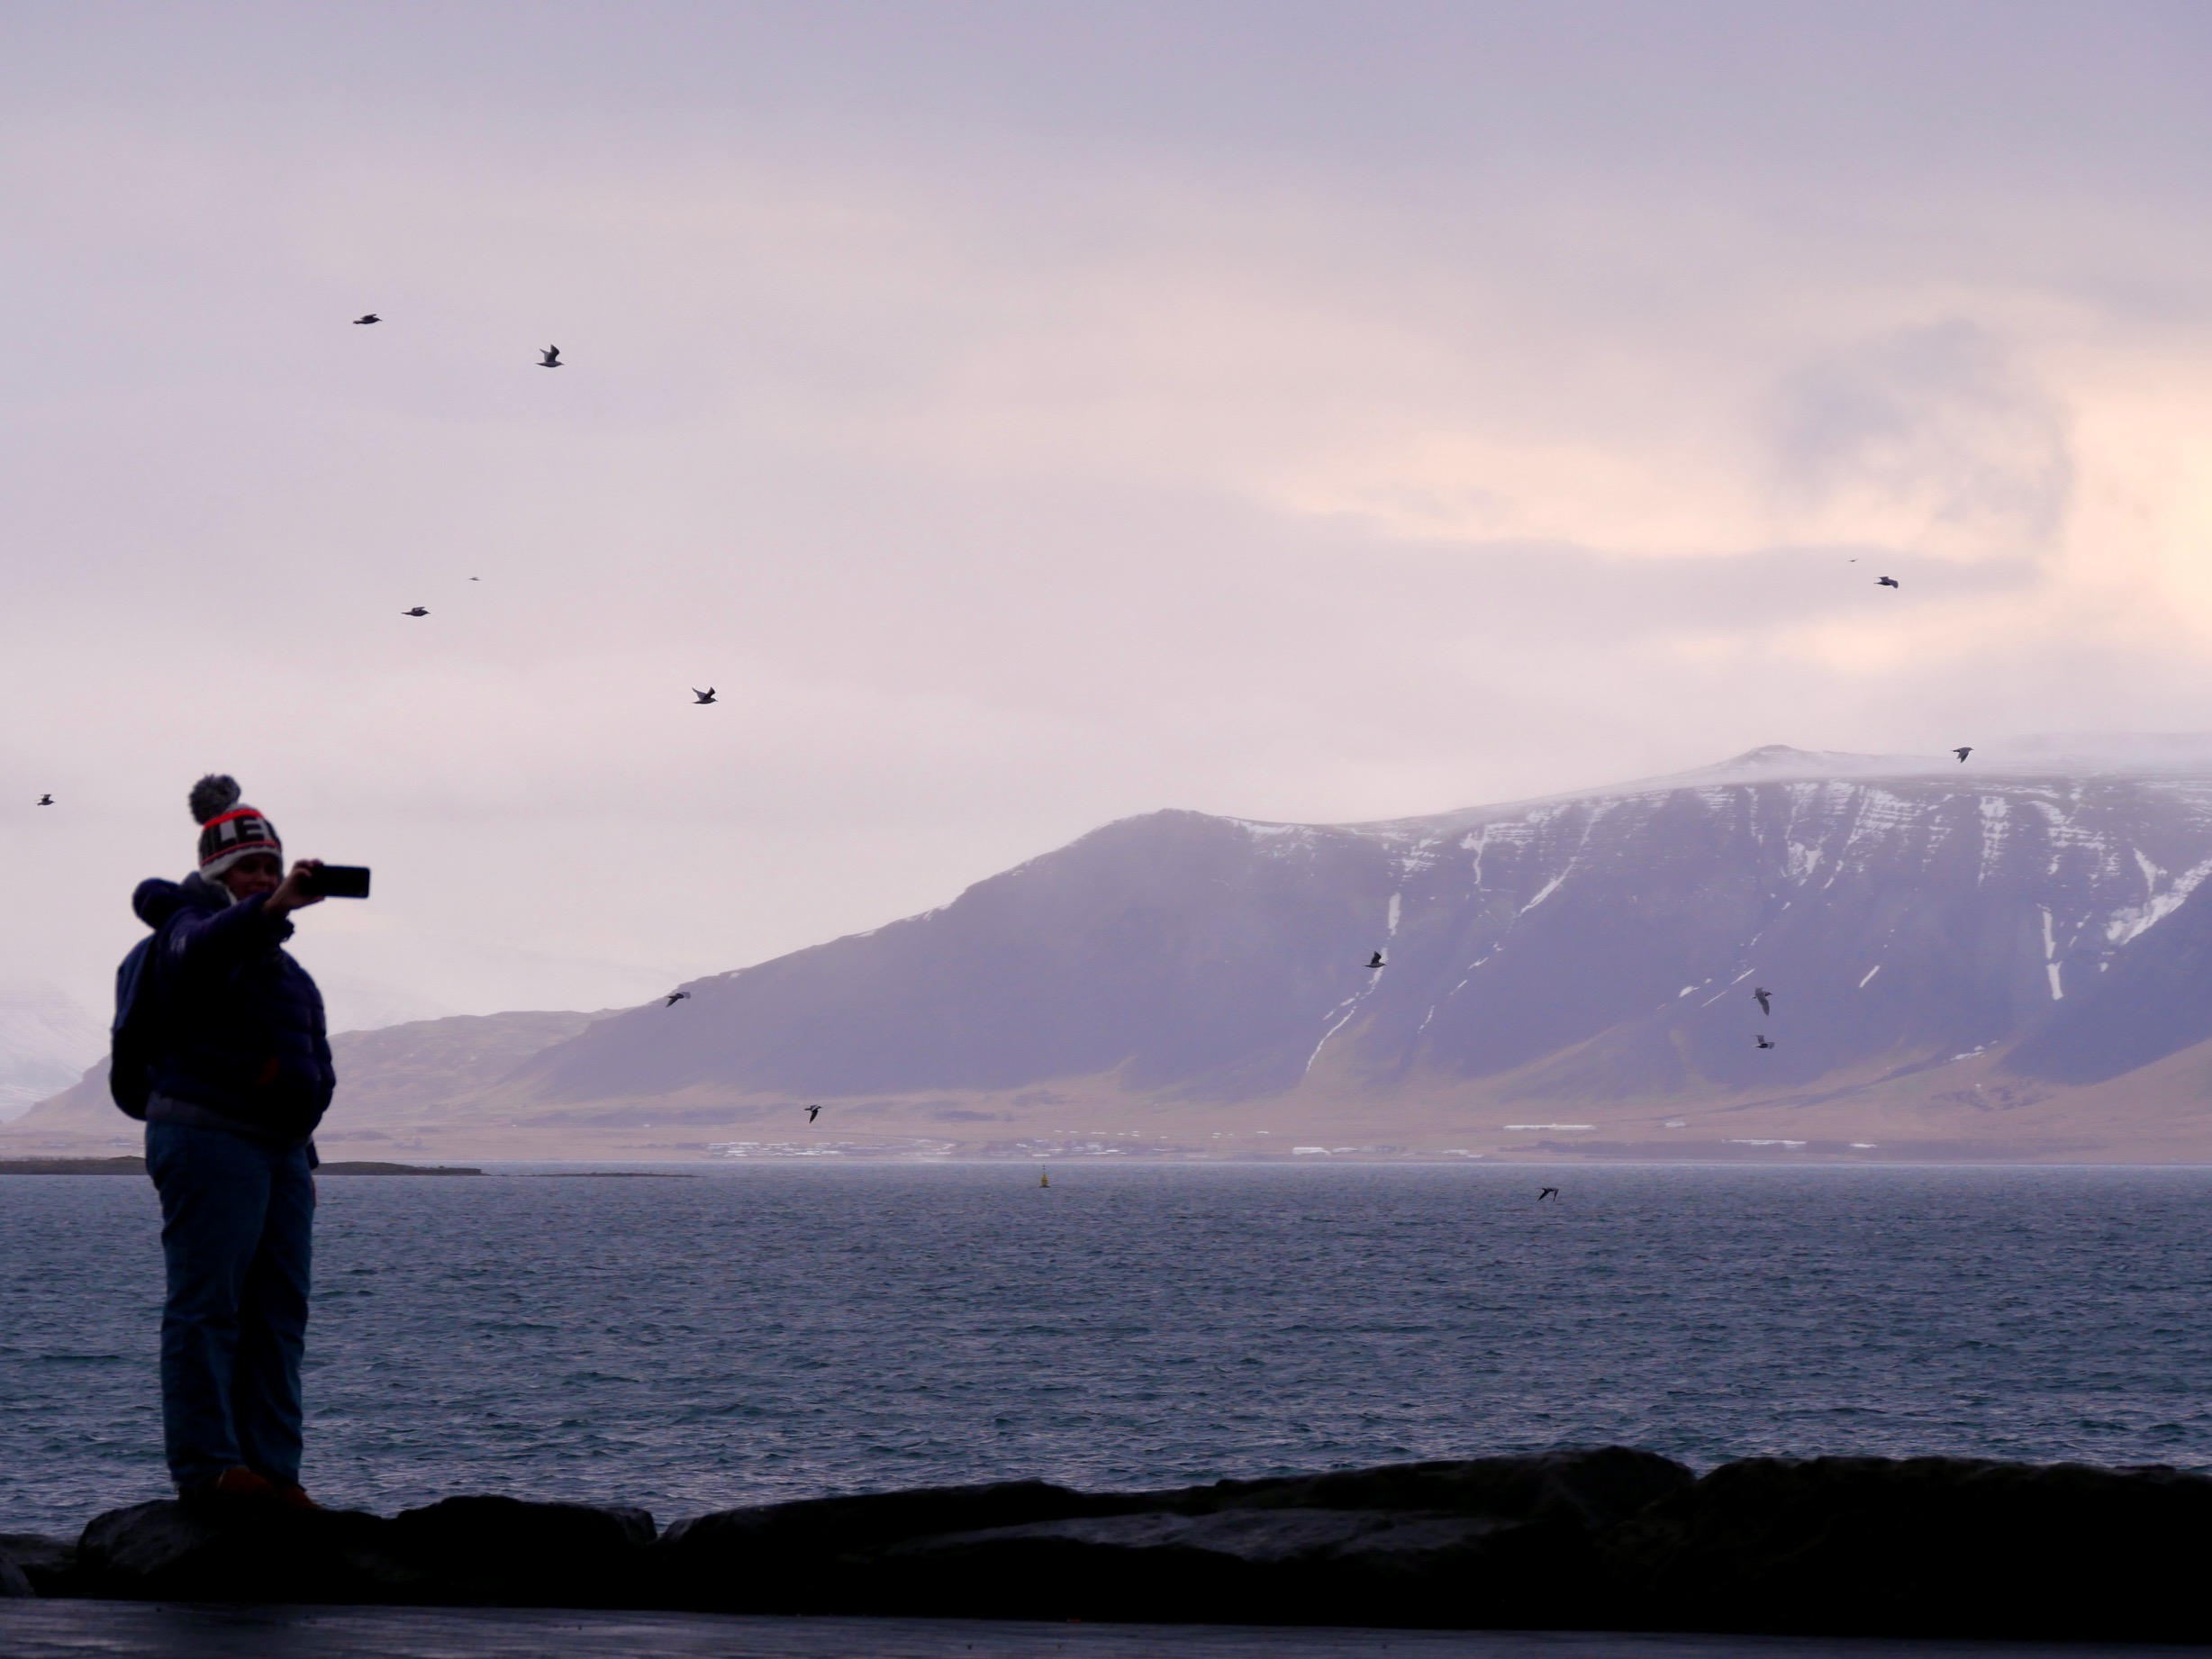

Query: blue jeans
[145,1120,314,1491]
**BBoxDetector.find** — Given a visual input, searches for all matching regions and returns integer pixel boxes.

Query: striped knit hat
[189,775,282,882]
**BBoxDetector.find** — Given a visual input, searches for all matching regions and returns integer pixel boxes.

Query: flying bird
[663,991,691,1007]
[539,345,562,367]
[1366,951,1386,969]
[693,688,717,704]
[1755,1035,1775,1050]
[1537,1186,1560,1201]
[1877,576,1900,588]
[469,576,480,582]
[352,313,380,325]
[1753,986,1772,1017]
[37,793,53,806]
[401,606,429,617]
[805,1104,821,1122]
[1954,747,1972,763]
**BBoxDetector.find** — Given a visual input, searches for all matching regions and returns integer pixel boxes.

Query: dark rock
[69,1495,656,1608]
[1600,1455,2212,1641]
[867,1506,1569,1626]
[72,1500,424,1603]
[657,1447,1690,1624]
[39,1448,2212,1637]
[1166,1444,1691,1528]
[0,1533,75,1597]
[861,1447,1693,1626]
[388,1494,655,1606]
[656,1478,1117,1610]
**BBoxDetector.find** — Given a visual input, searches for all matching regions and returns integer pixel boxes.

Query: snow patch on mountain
[2104,856,2212,947]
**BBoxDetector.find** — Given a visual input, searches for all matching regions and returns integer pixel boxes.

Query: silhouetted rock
[387,1494,655,1606]
[34,1449,2212,1636]
[656,1478,1119,1610]
[68,1495,655,1607]
[72,1500,424,1603]
[0,1532,73,1597]
[657,1447,1691,1624]
[1601,1455,2212,1642]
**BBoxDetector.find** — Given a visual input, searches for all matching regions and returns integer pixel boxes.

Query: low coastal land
[0,1158,483,1176]
[5,1448,2208,1641]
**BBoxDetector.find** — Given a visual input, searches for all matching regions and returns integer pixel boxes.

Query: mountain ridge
[10,743,2212,1162]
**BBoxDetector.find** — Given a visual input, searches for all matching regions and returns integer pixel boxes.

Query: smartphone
[304,865,372,900]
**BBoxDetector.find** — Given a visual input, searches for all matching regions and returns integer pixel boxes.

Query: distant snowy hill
[0,981,105,1122]
[498,744,2212,1114]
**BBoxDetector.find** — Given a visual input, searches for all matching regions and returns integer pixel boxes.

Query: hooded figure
[137,774,334,1508]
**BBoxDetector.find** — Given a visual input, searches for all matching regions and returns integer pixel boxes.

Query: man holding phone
[130,775,348,1508]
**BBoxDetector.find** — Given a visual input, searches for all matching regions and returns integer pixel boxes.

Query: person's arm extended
[163,863,324,979]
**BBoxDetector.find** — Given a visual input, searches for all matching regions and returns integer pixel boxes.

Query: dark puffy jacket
[132,873,336,1141]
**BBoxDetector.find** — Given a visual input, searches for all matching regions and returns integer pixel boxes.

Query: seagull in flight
[1954,747,1972,763]
[539,345,562,367]
[1876,576,1900,588]
[352,313,380,325]
[401,606,429,617]
[1753,986,1772,1017]
[693,688,717,705]
[663,991,691,1007]
[1366,951,1386,969]
[1537,1186,1560,1201]
[1755,1034,1775,1050]
[36,793,53,806]
[805,1104,821,1122]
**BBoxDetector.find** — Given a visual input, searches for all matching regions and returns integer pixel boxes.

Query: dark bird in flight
[401,606,429,617]
[539,345,562,367]
[1755,1034,1775,1049]
[1366,951,1385,969]
[806,1104,821,1122]
[1537,1186,1560,1201]
[351,313,379,325]
[693,687,717,704]
[1877,576,1900,588]
[37,793,53,806]
[1954,747,1972,763]
[469,576,480,581]
[663,991,691,1007]
[1753,986,1772,1016]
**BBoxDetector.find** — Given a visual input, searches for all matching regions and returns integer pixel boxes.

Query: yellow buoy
[1039,1168,1049,1188]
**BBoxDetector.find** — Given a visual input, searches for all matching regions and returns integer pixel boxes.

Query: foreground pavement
[1,1605,2201,1659]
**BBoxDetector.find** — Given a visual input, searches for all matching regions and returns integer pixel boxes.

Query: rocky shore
[5,1448,2209,1640]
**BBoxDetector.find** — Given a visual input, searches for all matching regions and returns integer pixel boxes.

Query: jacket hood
[133,872,229,929]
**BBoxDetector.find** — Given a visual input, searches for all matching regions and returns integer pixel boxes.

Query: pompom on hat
[189,775,282,881]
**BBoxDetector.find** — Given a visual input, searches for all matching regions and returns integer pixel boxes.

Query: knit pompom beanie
[189,775,282,881]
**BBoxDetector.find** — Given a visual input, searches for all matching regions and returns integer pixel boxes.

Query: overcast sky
[5,1,2211,1028]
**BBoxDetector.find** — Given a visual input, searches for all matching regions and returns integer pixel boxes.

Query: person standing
[132,775,335,1506]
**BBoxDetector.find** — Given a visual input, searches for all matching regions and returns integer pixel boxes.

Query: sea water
[3,1162,2209,1538]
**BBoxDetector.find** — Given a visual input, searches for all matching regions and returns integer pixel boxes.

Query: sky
[4,0,2211,1033]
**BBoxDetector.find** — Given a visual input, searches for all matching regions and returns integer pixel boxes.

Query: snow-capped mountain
[493,745,2212,1121]
[14,743,2212,1161]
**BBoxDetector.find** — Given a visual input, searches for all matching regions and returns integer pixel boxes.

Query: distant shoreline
[0,1156,484,1177]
